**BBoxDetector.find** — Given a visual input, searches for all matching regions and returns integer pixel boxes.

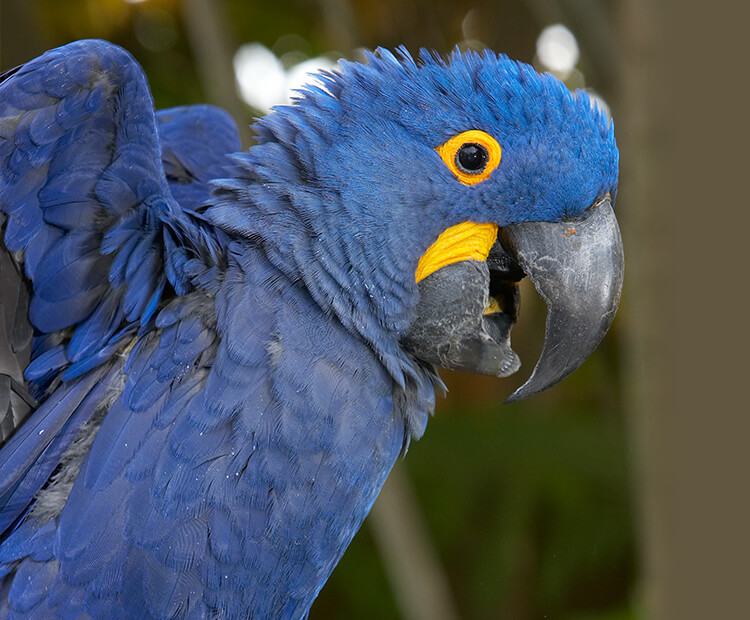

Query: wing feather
[0,43,241,614]
[0,40,239,404]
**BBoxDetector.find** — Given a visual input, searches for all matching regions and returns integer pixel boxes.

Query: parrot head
[220,48,623,400]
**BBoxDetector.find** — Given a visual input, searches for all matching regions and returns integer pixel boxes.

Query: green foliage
[413,401,634,619]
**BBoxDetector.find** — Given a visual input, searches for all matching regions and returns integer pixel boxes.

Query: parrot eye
[436,130,502,186]
[455,143,488,173]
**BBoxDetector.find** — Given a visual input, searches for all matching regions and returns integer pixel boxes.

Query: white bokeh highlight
[536,24,580,77]
[234,43,337,112]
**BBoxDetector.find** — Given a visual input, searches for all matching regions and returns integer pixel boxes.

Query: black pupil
[455,143,488,174]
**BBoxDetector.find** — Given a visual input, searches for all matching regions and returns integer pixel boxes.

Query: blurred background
[1,1,747,619]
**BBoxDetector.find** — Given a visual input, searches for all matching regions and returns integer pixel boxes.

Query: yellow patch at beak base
[415,222,499,283]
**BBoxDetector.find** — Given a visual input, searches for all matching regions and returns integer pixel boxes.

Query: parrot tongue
[401,196,624,400]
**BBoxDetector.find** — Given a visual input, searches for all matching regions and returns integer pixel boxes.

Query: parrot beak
[402,196,624,401]
[500,196,624,401]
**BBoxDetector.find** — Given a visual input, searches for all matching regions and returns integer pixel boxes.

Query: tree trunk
[618,1,750,618]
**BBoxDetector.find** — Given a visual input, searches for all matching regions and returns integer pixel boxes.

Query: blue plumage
[0,39,620,618]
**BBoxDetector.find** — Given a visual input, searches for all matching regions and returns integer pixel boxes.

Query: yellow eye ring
[436,130,502,186]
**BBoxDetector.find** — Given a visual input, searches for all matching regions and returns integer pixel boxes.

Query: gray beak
[402,197,623,401]
[500,197,624,401]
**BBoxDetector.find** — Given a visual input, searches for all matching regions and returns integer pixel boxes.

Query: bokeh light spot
[536,24,580,77]
[234,43,337,111]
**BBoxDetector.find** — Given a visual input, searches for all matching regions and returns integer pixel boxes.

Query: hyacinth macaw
[0,40,623,618]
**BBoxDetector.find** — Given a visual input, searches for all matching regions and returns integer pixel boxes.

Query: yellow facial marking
[436,130,502,186]
[415,222,499,283]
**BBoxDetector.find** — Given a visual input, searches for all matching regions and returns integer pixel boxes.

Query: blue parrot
[0,40,622,618]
